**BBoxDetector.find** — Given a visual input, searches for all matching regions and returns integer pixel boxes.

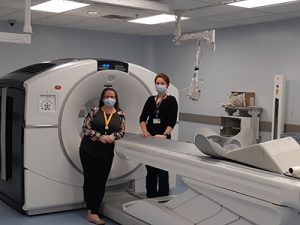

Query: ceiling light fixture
[87,11,99,15]
[31,0,90,13]
[129,14,189,25]
[87,0,169,12]
[228,0,298,8]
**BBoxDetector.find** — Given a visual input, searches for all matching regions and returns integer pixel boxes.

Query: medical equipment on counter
[272,74,286,139]
[220,106,262,146]
[0,58,179,217]
[115,134,300,225]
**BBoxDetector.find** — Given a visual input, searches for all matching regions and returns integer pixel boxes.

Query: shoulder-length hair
[155,73,170,87]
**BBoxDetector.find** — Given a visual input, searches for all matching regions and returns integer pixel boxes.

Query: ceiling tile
[0,7,19,18]
[93,20,142,30]
[0,9,56,23]
[196,0,227,3]
[201,9,273,23]
[0,0,48,9]
[0,0,28,9]
[256,2,300,14]
[231,14,295,25]
[0,0,299,35]
[167,0,210,11]
[286,10,300,17]
[67,4,153,19]
[102,24,172,35]
[66,17,117,29]
[178,18,238,31]
[184,5,241,18]
[34,14,87,26]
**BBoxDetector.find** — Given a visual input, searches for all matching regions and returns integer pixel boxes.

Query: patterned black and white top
[80,106,125,158]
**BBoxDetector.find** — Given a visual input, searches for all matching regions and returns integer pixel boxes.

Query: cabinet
[220,106,262,146]
[220,116,242,137]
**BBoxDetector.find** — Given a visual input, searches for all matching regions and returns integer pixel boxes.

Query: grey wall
[0,23,156,75]
[1,18,300,142]
[153,18,300,142]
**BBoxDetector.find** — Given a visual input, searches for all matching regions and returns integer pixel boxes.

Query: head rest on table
[194,127,300,174]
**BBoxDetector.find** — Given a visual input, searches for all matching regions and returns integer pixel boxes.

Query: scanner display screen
[97,60,128,73]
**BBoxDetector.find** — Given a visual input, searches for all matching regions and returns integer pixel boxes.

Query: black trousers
[79,149,113,214]
[145,165,169,198]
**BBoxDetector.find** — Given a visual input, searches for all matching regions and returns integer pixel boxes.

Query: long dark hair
[98,87,121,111]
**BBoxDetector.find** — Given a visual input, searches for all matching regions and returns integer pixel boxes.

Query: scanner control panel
[39,95,56,113]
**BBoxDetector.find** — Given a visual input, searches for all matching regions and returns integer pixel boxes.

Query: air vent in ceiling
[102,14,134,20]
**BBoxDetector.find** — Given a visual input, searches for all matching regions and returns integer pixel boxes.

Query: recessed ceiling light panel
[228,0,298,8]
[31,0,90,13]
[129,14,189,25]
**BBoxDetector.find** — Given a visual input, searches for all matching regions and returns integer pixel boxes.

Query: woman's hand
[99,135,108,143]
[142,130,151,137]
[106,135,115,143]
[90,136,98,141]
[154,134,167,139]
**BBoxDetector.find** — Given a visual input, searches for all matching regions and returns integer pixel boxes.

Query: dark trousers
[145,165,169,198]
[80,149,113,214]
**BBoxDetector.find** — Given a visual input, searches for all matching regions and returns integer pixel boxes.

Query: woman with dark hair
[139,73,178,198]
[79,87,125,224]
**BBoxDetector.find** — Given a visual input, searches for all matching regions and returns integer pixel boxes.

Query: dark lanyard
[154,94,166,118]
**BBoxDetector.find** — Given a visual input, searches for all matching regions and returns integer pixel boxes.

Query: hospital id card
[153,118,161,124]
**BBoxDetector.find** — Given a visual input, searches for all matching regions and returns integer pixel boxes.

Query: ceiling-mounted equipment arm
[173,14,182,44]
[24,0,32,34]
[173,14,215,48]
[0,0,32,44]
[174,14,215,100]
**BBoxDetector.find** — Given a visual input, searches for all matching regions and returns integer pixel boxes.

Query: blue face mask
[155,84,167,94]
[103,98,116,107]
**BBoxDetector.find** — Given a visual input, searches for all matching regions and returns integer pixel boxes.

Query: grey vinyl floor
[0,185,188,225]
[0,200,119,225]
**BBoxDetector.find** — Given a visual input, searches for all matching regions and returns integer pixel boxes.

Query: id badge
[153,118,161,124]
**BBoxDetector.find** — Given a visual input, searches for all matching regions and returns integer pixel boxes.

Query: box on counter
[231,91,255,107]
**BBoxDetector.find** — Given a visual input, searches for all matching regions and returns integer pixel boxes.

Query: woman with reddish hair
[139,73,178,198]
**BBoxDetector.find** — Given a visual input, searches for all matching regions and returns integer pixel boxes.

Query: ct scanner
[0,58,178,219]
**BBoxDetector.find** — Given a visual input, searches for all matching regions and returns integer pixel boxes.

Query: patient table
[114,134,300,225]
